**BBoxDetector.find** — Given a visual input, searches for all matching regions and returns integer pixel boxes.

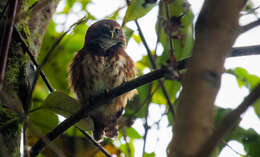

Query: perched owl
[69,19,137,141]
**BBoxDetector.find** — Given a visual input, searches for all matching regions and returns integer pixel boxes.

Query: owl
[69,19,137,141]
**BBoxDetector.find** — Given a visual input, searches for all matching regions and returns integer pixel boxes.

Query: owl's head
[84,19,125,51]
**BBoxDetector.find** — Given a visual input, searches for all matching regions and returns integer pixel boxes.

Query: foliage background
[24,0,260,157]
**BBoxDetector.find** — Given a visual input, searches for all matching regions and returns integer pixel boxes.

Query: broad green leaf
[65,126,85,137]
[42,91,94,130]
[230,67,260,90]
[126,127,142,139]
[152,80,181,105]
[253,98,260,119]
[123,0,156,25]
[29,109,59,134]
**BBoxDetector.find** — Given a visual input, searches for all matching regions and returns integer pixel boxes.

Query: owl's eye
[114,28,121,35]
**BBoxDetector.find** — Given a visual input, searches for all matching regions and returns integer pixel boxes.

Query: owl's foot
[104,123,118,138]
[93,122,105,141]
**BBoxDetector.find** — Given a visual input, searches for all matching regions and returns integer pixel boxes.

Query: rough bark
[0,0,58,156]
[168,0,246,157]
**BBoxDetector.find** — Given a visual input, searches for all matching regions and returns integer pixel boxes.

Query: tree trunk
[0,0,58,156]
[168,0,246,157]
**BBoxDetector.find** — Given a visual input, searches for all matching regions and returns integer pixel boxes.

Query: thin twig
[241,5,260,16]
[142,84,153,156]
[195,83,260,157]
[30,66,177,157]
[122,127,132,157]
[76,127,111,157]
[222,140,247,157]
[0,0,19,90]
[154,6,163,56]
[15,28,54,92]
[135,19,176,118]
[239,19,260,34]
[164,2,176,63]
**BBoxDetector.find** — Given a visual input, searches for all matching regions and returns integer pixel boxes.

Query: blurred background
[28,0,260,156]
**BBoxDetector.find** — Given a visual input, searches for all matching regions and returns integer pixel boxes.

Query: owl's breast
[82,53,127,94]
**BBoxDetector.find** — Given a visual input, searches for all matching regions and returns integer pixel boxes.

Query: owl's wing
[69,49,90,105]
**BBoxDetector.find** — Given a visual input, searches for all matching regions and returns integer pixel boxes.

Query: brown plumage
[69,19,137,141]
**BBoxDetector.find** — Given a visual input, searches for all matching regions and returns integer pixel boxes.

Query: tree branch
[176,44,260,71]
[239,19,260,34]
[230,45,260,57]
[30,66,176,157]
[195,83,260,157]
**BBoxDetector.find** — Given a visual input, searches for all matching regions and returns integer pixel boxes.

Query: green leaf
[152,80,181,105]
[243,129,260,157]
[143,152,155,157]
[123,26,134,46]
[221,127,260,157]
[123,0,156,25]
[65,126,85,137]
[42,91,94,130]
[132,34,141,44]
[231,67,260,90]
[253,98,260,119]
[156,0,194,65]
[214,107,232,125]
[29,109,59,134]
[126,127,142,139]
[120,138,135,157]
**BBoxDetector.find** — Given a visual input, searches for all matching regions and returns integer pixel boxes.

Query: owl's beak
[109,30,114,39]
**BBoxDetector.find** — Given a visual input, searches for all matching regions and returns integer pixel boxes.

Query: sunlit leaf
[132,34,142,44]
[123,0,156,25]
[229,67,260,90]
[126,127,142,139]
